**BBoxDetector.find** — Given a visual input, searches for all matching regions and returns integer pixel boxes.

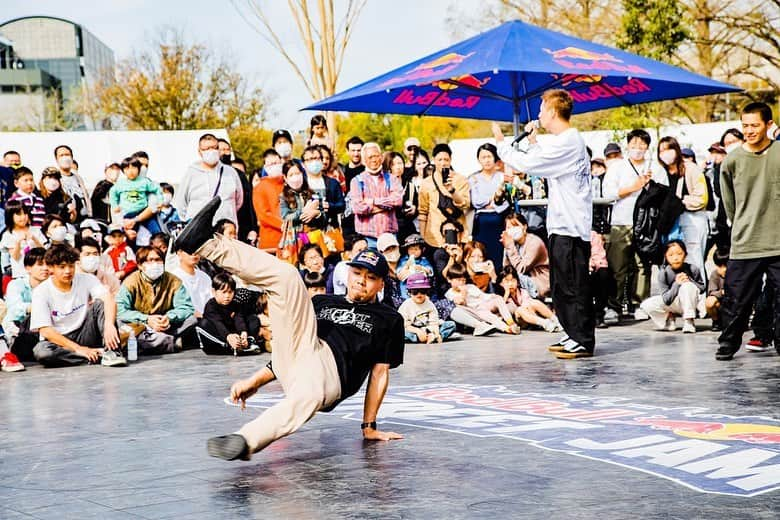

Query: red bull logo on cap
[544,46,650,75]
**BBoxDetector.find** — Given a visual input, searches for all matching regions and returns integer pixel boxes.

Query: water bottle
[127,329,138,361]
[532,176,544,199]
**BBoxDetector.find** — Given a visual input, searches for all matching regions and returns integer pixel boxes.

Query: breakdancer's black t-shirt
[313,294,404,410]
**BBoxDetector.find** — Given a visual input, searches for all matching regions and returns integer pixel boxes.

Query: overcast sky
[4,0,461,131]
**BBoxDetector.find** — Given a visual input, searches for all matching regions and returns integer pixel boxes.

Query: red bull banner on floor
[232,384,780,497]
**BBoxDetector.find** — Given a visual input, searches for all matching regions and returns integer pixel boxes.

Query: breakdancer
[175,198,405,461]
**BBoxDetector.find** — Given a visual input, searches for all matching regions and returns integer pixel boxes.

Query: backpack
[633,180,670,266]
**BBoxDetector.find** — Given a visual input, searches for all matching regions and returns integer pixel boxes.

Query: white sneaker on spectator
[448,332,463,341]
[474,324,498,337]
[101,349,127,367]
[665,317,677,332]
[604,308,619,325]
[634,308,650,321]
[682,319,696,334]
[541,319,557,333]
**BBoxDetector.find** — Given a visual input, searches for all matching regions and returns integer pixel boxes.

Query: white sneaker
[634,308,650,321]
[665,317,677,332]
[604,308,619,325]
[448,332,463,341]
[474,324,498,336]
[682,319,696,334]
[541,319,557,332]
[101,349,128,367]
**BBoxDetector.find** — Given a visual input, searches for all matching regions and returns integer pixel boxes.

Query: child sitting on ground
[705,249,728,331]
[397,233,434,298]
[640,240,705,333]
[303,271,327,297]
[398,273,458,343]
[196,272,262,356]
[497,266,562,333]
[445,264,520,335]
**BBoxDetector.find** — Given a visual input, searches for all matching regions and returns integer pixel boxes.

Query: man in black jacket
[176,198,405,461]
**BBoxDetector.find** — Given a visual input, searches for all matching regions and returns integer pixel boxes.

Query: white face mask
[508,226,525,241]
[275,143,293,158]
[202,150,220,166]
[628,149,646,161]
[143,263,165,281]
[58,156,73,169]
[50,227,67,242]
[266,163,283,177]
[305,160,324,175]
[725,143,741,153]
[140,165,148,177]
[80,255,100,273]
[286,173,304,190]
[383,250,400,263]
[659,149,677,166]
[43,178,60,192]
[162,193,173,205]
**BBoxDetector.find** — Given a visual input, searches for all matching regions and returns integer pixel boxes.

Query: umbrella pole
[511,72,520,138]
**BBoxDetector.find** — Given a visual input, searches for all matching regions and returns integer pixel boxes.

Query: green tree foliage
[616,0,689,61]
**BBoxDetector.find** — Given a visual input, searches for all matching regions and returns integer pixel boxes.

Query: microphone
[511,120,539,147]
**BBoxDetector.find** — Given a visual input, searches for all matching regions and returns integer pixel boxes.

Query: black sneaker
[175,197,222,254]
[715,343,739,361]
[207,434,249,461]
[553,343,594,359]
[710,320,722,332]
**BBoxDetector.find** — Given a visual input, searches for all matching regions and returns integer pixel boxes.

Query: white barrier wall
[0,128,230,190]
[449,120,742,175]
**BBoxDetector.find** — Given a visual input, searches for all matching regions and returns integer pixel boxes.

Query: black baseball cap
[603,143,621,156]
[272,129,293,145]
[347,249,389,278]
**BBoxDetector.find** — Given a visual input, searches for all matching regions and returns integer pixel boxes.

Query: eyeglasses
[409,289,428,295]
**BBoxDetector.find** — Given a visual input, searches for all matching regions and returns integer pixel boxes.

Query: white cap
[404,137,421,150]
[376,233,400,252]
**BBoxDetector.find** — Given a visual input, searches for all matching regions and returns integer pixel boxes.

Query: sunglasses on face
[409,289,428,295]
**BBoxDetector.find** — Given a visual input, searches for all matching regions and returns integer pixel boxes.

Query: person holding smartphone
[492,89,595,359]
[418,144,470,250]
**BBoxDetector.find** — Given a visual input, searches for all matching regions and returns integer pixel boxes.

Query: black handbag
[432,175,463,222]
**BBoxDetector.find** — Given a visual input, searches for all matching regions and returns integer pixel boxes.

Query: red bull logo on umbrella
[544,46,650,75]
[381,52,476,89]
[230,384,780,496]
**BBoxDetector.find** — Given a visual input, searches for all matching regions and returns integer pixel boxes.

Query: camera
[441,167,450,184]
[444,229,458,245]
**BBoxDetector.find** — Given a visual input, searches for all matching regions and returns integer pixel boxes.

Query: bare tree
[232,0,368,135]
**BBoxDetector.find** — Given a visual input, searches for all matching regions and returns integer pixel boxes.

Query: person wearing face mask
[658,136,709,280]
[602,129,662,322]
[254,150,286,251]
[500,212,550,298]
[77,237,119,296]
[53,145,91,221]
[302,145,345,231]
[116,246,197,354]
[91,163,121,223]
[157,183,181,229]
[131,151,151,178]
[41,214,75,248]
[278,162,325,262]
[174,133,244,228]
[348,143,404,247]
[39,167,77,224]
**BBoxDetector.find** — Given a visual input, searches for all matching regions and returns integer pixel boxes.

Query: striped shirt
[9,190,46,228]
[348,171,403,238]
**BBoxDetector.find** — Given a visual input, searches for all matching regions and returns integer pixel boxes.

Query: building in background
[0,16,114,130]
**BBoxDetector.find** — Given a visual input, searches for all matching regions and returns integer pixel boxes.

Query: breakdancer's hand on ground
[230,378,259,410]
[363,428,404,442]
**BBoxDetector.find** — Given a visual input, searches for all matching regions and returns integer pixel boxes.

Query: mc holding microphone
[511,120,540,149]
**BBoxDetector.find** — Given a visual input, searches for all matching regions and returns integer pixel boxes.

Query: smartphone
[444,229,458,245]
[441,167,450,184]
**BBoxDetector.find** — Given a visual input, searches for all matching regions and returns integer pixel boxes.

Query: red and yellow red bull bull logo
[544,46,650,75]
[231,384,780,496]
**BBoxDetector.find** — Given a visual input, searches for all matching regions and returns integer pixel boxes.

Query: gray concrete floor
[2,319,779,519]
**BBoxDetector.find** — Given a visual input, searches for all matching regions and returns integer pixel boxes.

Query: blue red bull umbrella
[304,20,740,133]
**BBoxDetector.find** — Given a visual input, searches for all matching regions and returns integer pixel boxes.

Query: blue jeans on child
[125,209,163,235]
[404,320,457,342]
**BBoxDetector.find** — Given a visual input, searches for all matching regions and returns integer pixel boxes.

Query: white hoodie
[498,128,592,241]
[175,162,243,225]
